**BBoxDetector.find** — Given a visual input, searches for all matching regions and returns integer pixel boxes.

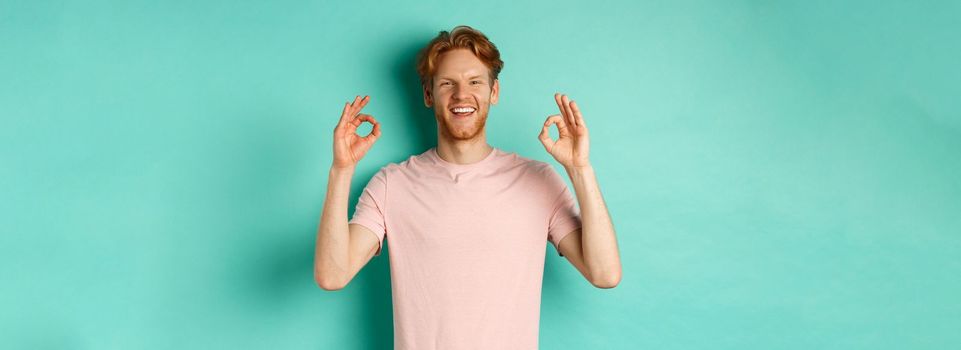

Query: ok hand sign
[332,95,381,169]
[538,93,590,169]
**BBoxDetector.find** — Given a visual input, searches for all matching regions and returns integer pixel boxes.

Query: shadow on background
[243,30,439,349]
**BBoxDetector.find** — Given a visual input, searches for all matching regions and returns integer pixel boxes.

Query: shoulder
[368,150,433,179]
[496,149,560,179]
[503,152,573,195]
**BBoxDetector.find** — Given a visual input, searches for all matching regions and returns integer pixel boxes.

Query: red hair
[415,25,504,89]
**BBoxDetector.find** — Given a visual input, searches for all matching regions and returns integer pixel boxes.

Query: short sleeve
[348,167,388,256]
[544,165,582,257]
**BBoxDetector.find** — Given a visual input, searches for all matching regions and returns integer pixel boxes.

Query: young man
[314,26,621,349]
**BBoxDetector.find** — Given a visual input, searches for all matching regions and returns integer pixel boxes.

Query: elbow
[314,269,347,291]
[590,270,622,289]
[316,278,346,291]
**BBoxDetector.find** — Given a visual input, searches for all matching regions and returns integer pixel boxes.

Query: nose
[453,84,470,100]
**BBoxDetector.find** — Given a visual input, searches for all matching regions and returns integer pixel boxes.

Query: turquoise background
[2,0,960,348]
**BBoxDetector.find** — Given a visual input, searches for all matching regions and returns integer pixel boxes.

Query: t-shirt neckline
[429,146,498,171]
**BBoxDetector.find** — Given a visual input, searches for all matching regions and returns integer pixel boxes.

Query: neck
[435,132,492,165]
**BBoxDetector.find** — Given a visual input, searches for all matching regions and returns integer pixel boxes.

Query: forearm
[314,166,355,286]
[564,164,621,284]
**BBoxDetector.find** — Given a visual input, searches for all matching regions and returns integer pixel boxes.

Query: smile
[450,106,476,117]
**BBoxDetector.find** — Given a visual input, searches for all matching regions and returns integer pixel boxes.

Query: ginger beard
[433,101,489,141]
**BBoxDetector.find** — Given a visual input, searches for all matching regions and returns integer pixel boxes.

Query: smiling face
[423,48,500,141]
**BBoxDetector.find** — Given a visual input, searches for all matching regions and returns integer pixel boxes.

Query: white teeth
[452,107,476,113]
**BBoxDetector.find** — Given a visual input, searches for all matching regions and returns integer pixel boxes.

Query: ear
[490,79,500,105]
[422,83,433,108]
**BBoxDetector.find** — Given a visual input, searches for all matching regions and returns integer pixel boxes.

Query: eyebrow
[437,75,485,81]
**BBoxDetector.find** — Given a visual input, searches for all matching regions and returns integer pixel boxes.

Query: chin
[436,111,487,141]
[444,126,484,140]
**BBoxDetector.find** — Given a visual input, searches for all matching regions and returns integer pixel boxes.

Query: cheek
[435,90,454,101]
[475,89,492,101]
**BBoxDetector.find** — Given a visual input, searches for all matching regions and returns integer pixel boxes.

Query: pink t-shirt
[348,146,582,350]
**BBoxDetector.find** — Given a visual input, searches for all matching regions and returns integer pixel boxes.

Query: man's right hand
[333,95,381,169]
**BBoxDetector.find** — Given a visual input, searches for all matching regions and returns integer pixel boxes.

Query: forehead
[435,48,490,79]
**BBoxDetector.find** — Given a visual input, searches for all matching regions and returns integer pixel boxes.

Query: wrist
[330,165,356,176]
[564,163,593,173]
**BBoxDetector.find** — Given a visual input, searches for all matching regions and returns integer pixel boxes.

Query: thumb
[538,122,554,153]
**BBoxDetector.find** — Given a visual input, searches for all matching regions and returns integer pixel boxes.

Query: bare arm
[314,167,381,290]
[313,95,383,291]
[540,93,622,288]
[559,165,621,288]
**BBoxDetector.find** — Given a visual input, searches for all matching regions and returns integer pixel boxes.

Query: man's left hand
[539,93,591,169]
